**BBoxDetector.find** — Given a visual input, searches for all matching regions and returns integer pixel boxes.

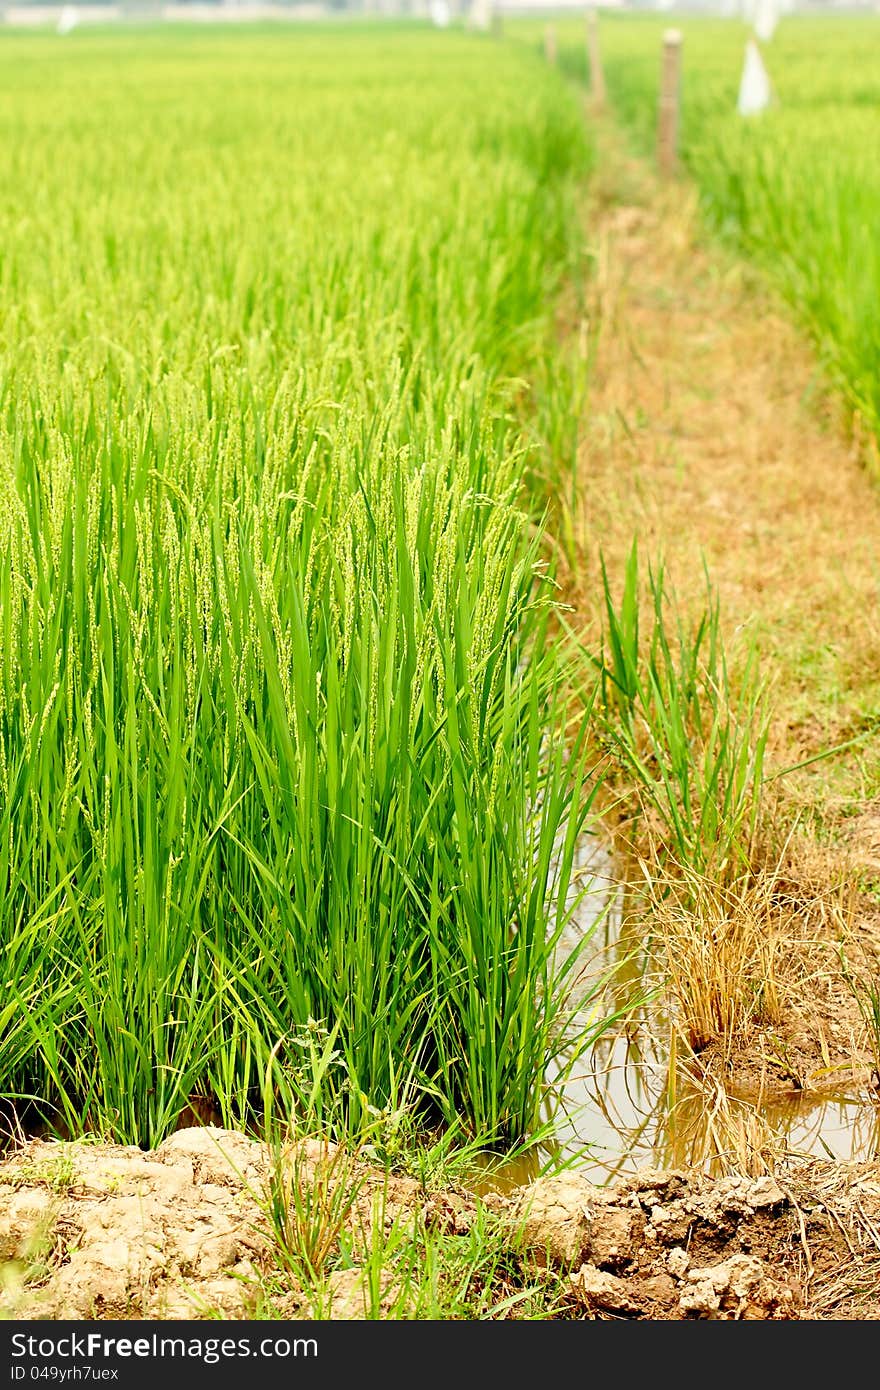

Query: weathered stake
[544,24,557,66]
[657,29,682,177]
[586,8,606,111]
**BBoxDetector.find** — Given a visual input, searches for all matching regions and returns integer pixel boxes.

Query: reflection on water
[763,1091,880,1160]
[554,1031,880,1185]
[515,835,880,1188]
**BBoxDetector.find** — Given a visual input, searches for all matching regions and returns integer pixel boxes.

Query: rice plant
[0,26,606,1151]
[593,544,768,885]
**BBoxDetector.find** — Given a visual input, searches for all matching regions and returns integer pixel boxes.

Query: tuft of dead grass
[643,860,787,1057]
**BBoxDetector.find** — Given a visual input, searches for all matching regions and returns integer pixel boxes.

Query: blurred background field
[512,11,880,439]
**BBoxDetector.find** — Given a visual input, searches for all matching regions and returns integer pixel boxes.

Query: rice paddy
[3,10,880,1323]
[0,25,601,1151]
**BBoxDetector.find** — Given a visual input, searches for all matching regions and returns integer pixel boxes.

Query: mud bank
[2,1129,879,1320]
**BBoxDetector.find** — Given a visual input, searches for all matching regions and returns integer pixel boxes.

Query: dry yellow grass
[641,858,786,1056]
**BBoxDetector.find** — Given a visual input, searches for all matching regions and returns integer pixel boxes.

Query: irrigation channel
[504,832,880,1188]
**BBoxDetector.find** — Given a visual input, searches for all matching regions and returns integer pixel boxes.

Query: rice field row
[0,26,598,1149]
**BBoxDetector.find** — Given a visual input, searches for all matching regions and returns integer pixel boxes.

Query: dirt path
[563,129,880,1115]
[570,132,880,779]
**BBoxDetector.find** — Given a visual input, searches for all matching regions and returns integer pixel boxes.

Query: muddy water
[521,836,880,1187]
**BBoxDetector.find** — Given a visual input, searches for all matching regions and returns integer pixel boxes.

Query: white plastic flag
[57,5,79,34]
[737,39,772,117]
[754,0,779,43]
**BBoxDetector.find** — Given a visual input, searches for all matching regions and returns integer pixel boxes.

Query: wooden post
[657,29,683,177]
[544,24,557,66]
[586,8,606,111]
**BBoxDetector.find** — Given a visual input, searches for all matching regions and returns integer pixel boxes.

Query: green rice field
[3,12,880,1166]
[0,25,598,1150]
